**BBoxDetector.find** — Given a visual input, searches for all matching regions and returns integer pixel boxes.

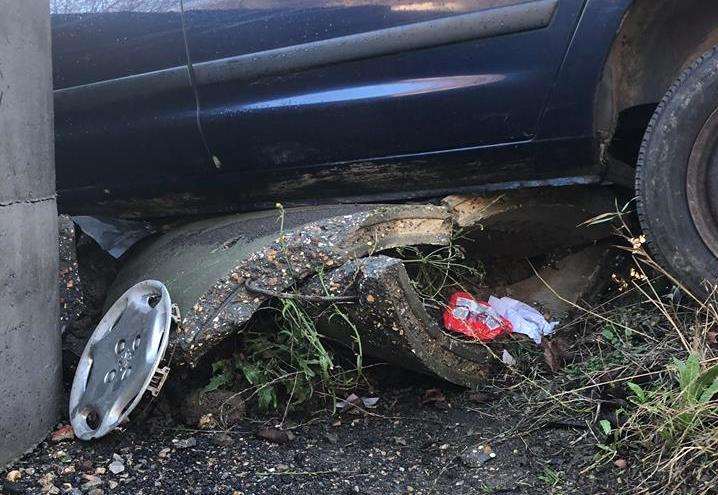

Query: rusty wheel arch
[595,0,718,165]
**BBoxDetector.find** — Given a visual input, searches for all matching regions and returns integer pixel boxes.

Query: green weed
[204,204,363,414]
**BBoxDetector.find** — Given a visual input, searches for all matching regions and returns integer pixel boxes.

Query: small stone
[6,470,21,482]
[108,460,124,475]
[108,481,118,490]
[172,437,197,449]
[94,467,106,475]
[80,475,102,492]
[40,473,56,484]
[614,458,627,469]
[158,448,171,458]
[87,490,104,495]
[25,468,36,475]
[460,444,495,468]
[62,466,76,475]
[51,450,67,460]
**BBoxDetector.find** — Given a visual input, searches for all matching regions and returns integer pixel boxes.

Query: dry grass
[486,211,718,495]
[206,203,718,493]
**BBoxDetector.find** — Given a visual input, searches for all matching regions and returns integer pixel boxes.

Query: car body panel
[537,0,634,140]
[51,0,635,218]
[51,1,186,89]
[51,0,212,203]
[187,0,582,170]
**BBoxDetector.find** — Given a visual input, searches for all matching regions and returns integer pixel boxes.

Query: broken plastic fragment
[488,296,558,344]
[336,394,380,410]
[73,216,155,258]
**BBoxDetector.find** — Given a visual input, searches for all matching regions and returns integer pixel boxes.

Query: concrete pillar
[0,0,61,466]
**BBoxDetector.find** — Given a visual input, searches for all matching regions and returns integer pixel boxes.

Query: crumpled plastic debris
[443,292,512,341]
[336,393,379,410]
[443,292,559,344]
[73,215,155,258]
[501,349,517,366]
[488,296,559,345]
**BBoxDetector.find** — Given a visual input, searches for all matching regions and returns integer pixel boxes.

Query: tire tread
[635,45,718,281]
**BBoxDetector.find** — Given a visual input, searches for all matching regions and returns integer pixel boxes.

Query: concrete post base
[0,0,60,466]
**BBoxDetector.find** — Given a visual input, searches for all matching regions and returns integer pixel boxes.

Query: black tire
[636,46,718,296]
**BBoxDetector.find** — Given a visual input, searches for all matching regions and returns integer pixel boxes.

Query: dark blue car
[51,0,718,293]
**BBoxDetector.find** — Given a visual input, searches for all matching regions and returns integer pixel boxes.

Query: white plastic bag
[488,296,559,344]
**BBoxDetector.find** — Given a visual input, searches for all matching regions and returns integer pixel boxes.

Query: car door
[52,0,213,216]
[183,0,586,206]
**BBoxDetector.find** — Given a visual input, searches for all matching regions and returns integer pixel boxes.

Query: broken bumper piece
[300,255,496,388]
[103,187,616,387]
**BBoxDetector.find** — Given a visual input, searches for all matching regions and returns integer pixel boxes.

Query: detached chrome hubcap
[69,280,171,440]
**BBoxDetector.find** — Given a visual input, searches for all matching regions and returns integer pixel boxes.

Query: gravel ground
[1,369,627,495]
[4,228,632,494]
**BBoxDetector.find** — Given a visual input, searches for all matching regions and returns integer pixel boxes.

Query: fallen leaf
[336,394,379,413]
[543,337,569,372]
[51,424,75,443]
[198,413,218,430]
[421,388,446,405]
[257,427,295,444]
[361,397,379,408]
[336,393,361,408]
[467,391,492,404]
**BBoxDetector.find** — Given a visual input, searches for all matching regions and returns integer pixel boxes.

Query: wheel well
[596,0,718,166]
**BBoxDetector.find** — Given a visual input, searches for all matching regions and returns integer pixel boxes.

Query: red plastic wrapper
[443,292,513,341]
